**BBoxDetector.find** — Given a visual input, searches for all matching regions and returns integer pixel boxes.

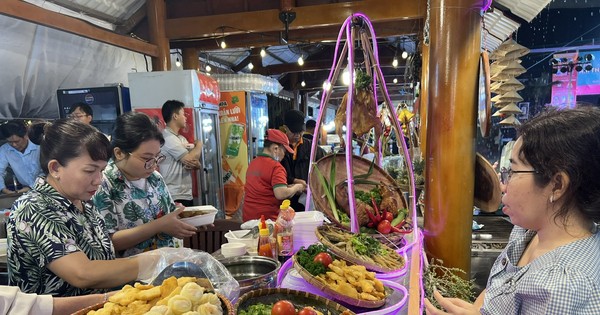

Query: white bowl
[220,243,247,257]
[224,230,258,249]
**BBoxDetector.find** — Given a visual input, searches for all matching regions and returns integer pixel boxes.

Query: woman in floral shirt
[7,120,141,296]
[92,112,197,258]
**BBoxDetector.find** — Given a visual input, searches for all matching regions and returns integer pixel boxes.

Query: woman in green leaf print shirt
[92,112,197,257]
[7,119,146,296]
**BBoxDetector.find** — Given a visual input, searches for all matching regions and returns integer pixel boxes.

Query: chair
[183,219,242,253]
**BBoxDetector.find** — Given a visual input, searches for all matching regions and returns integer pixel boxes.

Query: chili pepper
[364,205,378,225]
[391,225,412,234]
[371,197,381,222]
[367,221,374,228]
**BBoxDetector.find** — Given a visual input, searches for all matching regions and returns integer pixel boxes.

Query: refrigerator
[219,91,268,217]
[128,70,225,218]
[56,84,131,135]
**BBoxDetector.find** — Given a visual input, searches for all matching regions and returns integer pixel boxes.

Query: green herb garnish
[296,244,330,276]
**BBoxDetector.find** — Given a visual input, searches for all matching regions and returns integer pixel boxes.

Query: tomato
[272,300,296,315]
[313,252,333,267]
[383,212,394,222]
[298,307,318,315]
[377,220,392,234]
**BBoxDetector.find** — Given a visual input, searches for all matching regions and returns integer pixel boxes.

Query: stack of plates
[292,211,325,251]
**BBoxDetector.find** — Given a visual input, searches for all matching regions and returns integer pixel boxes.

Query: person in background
[426,107,600,314]
[303,119,317,142]
[7,119,153,296]
[0,121,42,194]
[280,110,325,211]
[92,112,197,258]
[159,100,203,207]
[68,102,93,125]
[242,129,306,222]
[0,285,109,315]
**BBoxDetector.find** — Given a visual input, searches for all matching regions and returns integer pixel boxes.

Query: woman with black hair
[92,112,197,258]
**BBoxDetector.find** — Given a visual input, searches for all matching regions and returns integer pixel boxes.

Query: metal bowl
[218,256,280,295]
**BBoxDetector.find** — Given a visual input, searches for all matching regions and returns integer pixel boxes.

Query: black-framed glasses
[128,153,166,169]
[500,167,538,185]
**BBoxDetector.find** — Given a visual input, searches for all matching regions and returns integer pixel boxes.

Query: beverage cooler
[128,70,225,218]
[57,84,131,135]
[219,91,268,217]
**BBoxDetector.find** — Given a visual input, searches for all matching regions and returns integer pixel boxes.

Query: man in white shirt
[159,100,202,206]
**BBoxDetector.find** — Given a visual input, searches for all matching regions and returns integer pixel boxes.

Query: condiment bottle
[257,215,275,259]
[275,199,295,263]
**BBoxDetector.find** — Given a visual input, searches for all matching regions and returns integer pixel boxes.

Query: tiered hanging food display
[305,14,418,244]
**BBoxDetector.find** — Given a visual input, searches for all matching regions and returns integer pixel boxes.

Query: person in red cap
[242,129,307,221]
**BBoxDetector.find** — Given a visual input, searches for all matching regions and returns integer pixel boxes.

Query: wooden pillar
[147,0,170,71]
[419,41,430,152]
[182,48,200,71]
[424,0,481,277]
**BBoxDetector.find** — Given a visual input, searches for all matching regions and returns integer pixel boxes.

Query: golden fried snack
[167,295,193,315]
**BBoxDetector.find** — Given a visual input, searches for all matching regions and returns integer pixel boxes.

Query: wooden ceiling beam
[0,0,159,57]
[165,0,424,40]
[170,19,419,50]
[255,56,408,75]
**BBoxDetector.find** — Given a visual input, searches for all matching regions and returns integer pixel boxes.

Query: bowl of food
[220,243,247,258]
[180,205,218,227]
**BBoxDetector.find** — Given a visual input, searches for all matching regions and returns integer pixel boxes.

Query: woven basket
[235,287,355,315]
[71,293,234,315]
[292,255,386,309]
[315,225,406,273]
[309,154,407,229]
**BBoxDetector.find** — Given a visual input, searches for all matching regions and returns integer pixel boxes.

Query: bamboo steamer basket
[71,293,234,315]
[309,154,409,246]
[235,287,355,314]
[292,254,387,309]
[315,224,406,273]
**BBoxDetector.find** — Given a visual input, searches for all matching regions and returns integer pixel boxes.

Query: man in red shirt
[242,129,306,221]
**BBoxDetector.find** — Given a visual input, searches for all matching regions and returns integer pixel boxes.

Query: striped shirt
[481,225,600,314]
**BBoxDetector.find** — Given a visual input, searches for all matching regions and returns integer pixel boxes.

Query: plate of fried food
[292,244,389,309]
[180,205,218,227]
[316,224,406,273]
[73,276,233,315]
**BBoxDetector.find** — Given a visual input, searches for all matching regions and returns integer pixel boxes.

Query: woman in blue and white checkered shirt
[426,107,600,314]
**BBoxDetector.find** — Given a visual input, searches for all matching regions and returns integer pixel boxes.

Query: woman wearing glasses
[426,107,600,314]
[92,112,197,258]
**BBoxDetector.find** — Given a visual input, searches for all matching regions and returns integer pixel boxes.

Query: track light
[298,56,304,66]
[220,39,227,49]
[260,48,267,58]
[392,57,398,68]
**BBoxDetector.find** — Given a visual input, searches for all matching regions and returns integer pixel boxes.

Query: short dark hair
[518,106,600,223]
[39,119,111,174]
[162,100,185,124]
[305,119,317,130]
[27,121,48,145]
[283,109,306,133]
[112,112,164,157]
[1,120,27,139]
[70,102,93,116]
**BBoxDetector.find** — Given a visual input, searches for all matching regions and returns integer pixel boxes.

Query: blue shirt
[0,141,42,191]
[482,225,600,314]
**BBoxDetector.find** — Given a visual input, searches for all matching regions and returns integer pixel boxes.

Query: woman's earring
[550,195,554,203]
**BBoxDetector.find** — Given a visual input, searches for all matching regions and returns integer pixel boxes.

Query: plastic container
[180,205,218,227]
[275,199,295,263]
[221,243,247,257]
[224,230,258,250]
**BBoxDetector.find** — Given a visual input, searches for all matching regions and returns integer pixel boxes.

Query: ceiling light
[393,78,398,84]
[392,57,398,68]
[220,39,227,49]
[205,64,211,72]
[323,81,331,91]
[402,51,409,59]
[298,56,304,66]
[301,80,306,87]
[248,62,254,70]
[175,57,181,67]
[260,48,267,58]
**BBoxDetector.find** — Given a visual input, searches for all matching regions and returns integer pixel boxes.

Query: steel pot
[218,256,280,295]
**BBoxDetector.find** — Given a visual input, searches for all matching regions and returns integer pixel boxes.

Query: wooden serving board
[316,225,406,273]
[292,255,387,309]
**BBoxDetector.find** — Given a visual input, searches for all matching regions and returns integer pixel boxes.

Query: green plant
[423,258,475,310]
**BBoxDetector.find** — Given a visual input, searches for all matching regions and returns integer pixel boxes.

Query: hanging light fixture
[393,78,398,84]
[401,50,408,59]
[298,56,305,66]
[323,81,331,91]
[301,80,306,87]
[260,48,267,58]
[205,64,212,72]
[220,39,227,49]
[248,62,254,70]
[392,56,398,68]
[175,57,181,67]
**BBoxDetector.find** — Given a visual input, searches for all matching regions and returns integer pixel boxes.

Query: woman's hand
[425,290,481,315]
[158,207,198,238]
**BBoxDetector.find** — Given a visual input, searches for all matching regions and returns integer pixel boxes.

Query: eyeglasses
[128,153,166,169]
[68,113,89,119]
[500,167,538,185]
